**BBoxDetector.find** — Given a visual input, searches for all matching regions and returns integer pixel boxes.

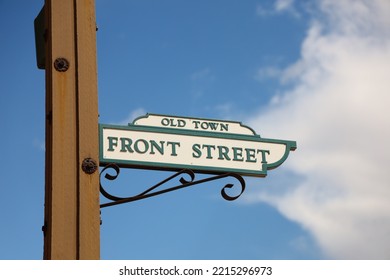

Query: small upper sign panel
[133,113,257,136]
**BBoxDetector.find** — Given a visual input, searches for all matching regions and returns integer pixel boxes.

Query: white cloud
[120,108,147,125]
[256,4,270,17]
[255,66,282,81]
[247,0,390,259]
[256,0,300,18]
[275,0,295,12]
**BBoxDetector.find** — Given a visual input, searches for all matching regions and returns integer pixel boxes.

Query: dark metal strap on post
[99,164,246,208]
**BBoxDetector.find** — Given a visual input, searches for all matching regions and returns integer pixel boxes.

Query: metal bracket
[99,164,246,208]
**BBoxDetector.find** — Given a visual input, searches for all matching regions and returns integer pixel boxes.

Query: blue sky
[1,0,389,260]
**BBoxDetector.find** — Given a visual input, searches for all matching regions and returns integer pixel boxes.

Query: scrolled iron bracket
[99,164,246,208]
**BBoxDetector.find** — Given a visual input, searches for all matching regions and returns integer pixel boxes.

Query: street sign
[99,114,296,177]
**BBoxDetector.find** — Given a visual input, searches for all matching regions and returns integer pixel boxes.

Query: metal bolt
[81,158,98,174]
[54,57,69,72]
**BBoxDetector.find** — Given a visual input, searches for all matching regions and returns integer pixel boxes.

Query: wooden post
[43,0,100,259]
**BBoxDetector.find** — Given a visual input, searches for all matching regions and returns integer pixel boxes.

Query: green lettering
[167,141,180,156]
[202,144,216,159]
[192,144,201,158]
[134,139,149,154]
[201,122,209,129]
[208,122,218,131]
[161,118,170,126]
[107,136,118,151]
[220,123,229,131]
[245,148,257,162]
[120,138,133,152]
[218,146,231,160]
[150,140,165,155]
[257,149,270,163]
[232,147,244,161]
[192,120,200,129]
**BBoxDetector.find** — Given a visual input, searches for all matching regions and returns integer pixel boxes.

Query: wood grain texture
[43,0,100,260]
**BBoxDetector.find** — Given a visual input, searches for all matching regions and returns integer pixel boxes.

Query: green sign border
[99,123,297,177]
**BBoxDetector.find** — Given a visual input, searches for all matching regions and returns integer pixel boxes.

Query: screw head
[82,158,98,174]
[54,57,69,72]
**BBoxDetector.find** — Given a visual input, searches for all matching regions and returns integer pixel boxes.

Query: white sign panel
[133,113,257,135]
[100,115,296,177]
